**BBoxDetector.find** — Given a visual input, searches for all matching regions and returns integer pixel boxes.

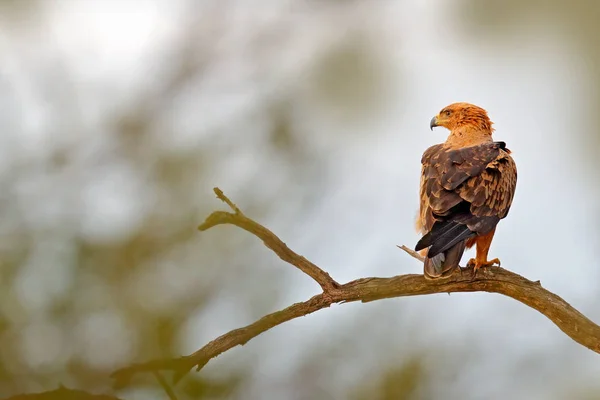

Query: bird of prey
[415,103,517,279]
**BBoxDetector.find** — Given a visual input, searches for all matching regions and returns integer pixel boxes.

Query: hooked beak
[430,115,438,131]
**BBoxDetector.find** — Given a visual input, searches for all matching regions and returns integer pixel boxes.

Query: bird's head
[430,102,494,133]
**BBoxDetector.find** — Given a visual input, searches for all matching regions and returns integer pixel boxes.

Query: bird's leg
[466,228,500,278]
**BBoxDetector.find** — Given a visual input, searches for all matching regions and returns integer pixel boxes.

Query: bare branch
[198,188,339,292]
[111,189,600,388]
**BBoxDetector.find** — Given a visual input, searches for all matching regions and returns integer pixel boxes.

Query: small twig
[213,187,241,215]
[397,245,425,262]
[152,371,178,400]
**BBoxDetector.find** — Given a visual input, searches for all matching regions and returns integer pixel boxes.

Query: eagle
[415,102,517,279]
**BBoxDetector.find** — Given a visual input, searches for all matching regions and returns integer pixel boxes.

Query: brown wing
[457,148,517,219]
[416,141,516,255]
[417,144,460,234]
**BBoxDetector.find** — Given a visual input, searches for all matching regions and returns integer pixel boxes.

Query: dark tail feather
[428,226,475,257]
[423,241,467,279]
[415,220,474,252]
[415,220,457,251]
[416,219,476,278]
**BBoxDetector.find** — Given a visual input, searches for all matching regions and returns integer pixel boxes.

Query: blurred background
[0,0,599,399]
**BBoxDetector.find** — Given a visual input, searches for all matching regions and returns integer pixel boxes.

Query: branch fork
[111,187,600,390]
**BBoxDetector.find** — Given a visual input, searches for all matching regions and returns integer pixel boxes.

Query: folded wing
[416,141,517,259]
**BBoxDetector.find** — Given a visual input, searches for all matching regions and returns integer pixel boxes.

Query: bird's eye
[444,110,452,116]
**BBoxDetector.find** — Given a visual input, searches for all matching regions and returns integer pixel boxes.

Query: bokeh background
[1,0,599,399]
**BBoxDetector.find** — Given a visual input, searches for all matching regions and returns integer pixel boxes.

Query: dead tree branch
[111,187,600,388]
[199,188,339,292]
